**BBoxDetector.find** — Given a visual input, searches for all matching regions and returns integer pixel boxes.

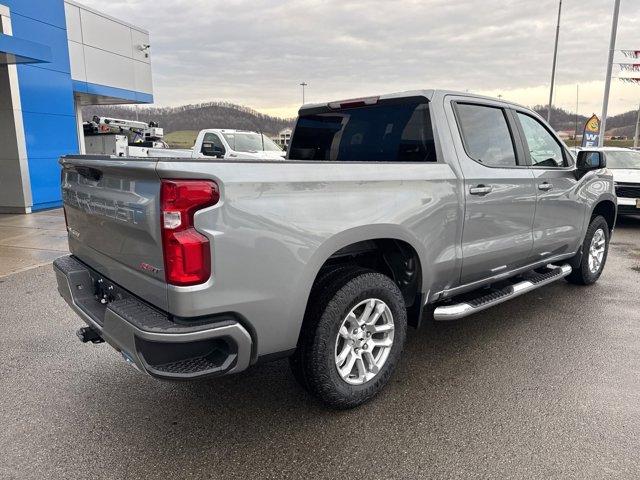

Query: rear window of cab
[289,99,437,162]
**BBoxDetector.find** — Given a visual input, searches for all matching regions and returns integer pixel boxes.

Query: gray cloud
[80,0,640,115]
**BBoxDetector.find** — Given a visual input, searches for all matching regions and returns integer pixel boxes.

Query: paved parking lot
[0,209,68,277]
[1,217,639,479]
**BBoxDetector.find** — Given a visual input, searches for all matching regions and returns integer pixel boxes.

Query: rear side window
[289,100,437,162]
[455,103,517,167]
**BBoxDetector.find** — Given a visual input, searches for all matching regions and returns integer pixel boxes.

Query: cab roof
[299,89,531,114]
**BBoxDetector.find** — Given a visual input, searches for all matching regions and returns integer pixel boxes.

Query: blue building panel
[1,0,67,29]
[10,14,71,74]
[17,66,75,116]
[22,112,79,160]
[0,33,52,64]
[26,157,64,208]
[73,80,154,104]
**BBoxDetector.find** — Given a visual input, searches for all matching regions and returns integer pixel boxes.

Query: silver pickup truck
[54,90,616,408]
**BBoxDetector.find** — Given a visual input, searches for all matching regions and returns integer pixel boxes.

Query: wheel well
[592,200,616,231]
[312,239,423,328]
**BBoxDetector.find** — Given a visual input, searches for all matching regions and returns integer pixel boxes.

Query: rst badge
[139,262,160,274]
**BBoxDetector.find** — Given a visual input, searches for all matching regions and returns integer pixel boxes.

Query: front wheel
[290,268,407,409]
[566,215,610,285]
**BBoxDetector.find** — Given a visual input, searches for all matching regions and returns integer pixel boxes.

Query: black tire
[566,215,610,285]
[288,264,355,392]
[290,267,407,409]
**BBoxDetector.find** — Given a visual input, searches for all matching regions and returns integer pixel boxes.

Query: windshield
[222,133,282,152]
[605,150,640,169]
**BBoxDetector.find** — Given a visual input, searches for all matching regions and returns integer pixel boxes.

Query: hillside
[533,106,588,133]
[533,105,638,138]
[83,102,295,137]
[84,101,637,141]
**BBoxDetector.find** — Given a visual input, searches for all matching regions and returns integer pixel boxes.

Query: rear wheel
[290,267,407,409]
[566,215,610,285]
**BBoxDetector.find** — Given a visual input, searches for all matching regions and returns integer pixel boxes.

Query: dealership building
[0,0,153,213]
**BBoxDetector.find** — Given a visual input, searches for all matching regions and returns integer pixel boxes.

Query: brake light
[160,180,219,286]
[328,96,380,109]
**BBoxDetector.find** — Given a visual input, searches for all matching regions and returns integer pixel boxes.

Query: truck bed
[59,153,460,357]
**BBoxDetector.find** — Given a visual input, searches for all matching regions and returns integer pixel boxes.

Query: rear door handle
[469,185,493,195]
[538,182,553,191]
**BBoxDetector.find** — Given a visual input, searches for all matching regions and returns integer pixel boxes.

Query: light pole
[300,82,308,104]
[634,103,640,148]
[599,0,622,146]
[574,84,579,145]
[547,0,562,123]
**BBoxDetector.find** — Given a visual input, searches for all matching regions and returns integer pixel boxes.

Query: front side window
[517,113,568,168]
[289,100,437,162]
[455,103,518,167]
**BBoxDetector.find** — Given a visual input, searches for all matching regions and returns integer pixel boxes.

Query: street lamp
[547,0,562,123]
[300,82,308,104]
[599,0,622,146]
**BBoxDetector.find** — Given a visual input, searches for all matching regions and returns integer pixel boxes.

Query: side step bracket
[433,264,572,321]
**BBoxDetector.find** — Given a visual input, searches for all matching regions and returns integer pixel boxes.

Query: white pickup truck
[139,129,286,160]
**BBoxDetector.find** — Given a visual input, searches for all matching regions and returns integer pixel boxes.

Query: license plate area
[636,199,640,209]
[73,269,133,327]
[88,270,131,306]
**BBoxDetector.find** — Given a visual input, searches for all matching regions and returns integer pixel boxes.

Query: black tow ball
[76,326,104,344]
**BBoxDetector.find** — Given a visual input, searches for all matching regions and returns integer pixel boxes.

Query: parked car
[571,147,640,216]
[54,90,616,408]
[145,129,286,160]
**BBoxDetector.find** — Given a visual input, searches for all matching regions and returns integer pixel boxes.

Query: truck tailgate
[60,156,167,310]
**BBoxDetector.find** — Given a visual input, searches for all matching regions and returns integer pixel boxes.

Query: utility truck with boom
[84,117,285,160]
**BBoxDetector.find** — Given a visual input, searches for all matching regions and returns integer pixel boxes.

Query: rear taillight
[160,180,219,286]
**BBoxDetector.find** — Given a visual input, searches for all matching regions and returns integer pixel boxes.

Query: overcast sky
[80,0,640,118]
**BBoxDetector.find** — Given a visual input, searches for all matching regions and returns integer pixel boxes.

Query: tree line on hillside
[83,101,295,136]
[84,101,638,138]
[533,105,637,137]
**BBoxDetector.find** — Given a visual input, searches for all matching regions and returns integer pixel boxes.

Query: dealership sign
[581,114,600,147]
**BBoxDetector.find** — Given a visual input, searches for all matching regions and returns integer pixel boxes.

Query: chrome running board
[433,264,572,321]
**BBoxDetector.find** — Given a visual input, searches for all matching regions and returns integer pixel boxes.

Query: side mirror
[576,150,606,173]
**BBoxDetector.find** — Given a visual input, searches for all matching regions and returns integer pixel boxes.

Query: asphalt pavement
[1,217,639,479]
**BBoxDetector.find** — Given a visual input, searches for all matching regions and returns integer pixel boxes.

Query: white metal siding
[64,0,153,98]
[67,40,85,81]
[64,2,82,43]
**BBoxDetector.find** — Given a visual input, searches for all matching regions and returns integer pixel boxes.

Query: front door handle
[469,185,493,195]
[538,182,553,191]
